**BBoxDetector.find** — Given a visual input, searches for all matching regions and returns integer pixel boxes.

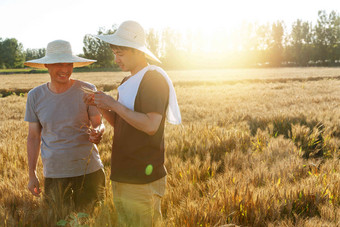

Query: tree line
[0,38,45,69]
[1,10,339,70]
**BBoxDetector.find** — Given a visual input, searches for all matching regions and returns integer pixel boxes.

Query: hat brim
[24,54,96,69]
[95,34,161,63]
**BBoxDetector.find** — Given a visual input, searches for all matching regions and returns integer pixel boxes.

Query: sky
[0,0,338,54]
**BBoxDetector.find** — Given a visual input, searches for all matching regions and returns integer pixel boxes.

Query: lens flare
[145,164,153,176]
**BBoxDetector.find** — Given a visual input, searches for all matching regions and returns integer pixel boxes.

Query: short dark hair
[110,44,135,52]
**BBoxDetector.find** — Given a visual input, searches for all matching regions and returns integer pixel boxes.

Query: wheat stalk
[79,123,98,190]
[80,86,96,94]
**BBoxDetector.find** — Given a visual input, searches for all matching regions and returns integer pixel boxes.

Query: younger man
[84,21,181,226]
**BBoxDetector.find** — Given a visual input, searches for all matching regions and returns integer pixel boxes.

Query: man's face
[112,48,139,72]
[45,63,73,84]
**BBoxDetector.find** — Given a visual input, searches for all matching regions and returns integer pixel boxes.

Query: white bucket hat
[24,40,96,69]
[94,20,161,63]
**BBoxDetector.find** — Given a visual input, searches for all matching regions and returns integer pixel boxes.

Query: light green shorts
[111,177,166,227]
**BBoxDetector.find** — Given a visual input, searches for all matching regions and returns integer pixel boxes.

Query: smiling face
[45,63,74,85]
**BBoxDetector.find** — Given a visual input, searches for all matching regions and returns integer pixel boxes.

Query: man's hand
[83,92,116,111]
[93,91,117,110]
[27,122,42,197]
[89,127,104,145]
[83,93,95,106]
[28,174,41,197]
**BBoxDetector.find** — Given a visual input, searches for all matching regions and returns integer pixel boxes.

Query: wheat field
[1,67,340,226]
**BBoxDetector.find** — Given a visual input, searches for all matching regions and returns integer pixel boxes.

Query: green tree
[327,11,340,64]
[146,28,161,60]
[268,21,284,66]
[254,23,271,65]
[289,19,313,66]
[239,22,258,67]
[313,10,340,65]
[0,38,4,68]
[25,48,46,61]
[83,26,117,68]
[0,38,25,68]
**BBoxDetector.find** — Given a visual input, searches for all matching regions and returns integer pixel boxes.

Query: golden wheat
[1,68,340,226]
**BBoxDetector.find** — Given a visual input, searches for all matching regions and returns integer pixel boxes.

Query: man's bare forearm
[90,113,104,130]
[27,136,41,177]
[110,102,161,135]
[90,92,161,134]
[99,109,116,127]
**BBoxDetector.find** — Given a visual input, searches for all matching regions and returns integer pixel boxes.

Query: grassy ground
[1,67,339,91]
[1,67,340,226]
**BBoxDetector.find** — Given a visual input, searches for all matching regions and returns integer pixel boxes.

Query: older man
[84,21,181,226]
[24,40,105,210]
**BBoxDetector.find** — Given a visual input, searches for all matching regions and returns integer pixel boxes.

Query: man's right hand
[89,128,104,145]
[83,93,96,106]
[28,174,41,197]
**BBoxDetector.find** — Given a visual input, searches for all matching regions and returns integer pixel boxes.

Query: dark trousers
[44,169,105,210]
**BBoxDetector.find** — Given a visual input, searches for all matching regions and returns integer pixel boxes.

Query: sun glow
[0,0,338,55]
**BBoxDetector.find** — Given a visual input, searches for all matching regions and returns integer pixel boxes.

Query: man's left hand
[93,91,117,111]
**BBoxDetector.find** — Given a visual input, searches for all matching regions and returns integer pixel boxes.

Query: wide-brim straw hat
[94,20,161,63]
[24,40,96,69]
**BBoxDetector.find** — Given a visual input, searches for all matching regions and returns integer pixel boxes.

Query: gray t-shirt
[25,80,103,178]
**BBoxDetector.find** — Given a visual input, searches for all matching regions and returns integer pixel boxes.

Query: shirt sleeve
[24,91,39,122]
[138,71,169,115]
